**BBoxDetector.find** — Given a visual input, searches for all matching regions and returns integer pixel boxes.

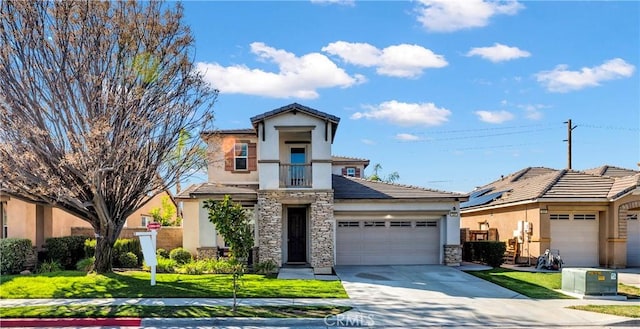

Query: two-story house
[178,103,466,274]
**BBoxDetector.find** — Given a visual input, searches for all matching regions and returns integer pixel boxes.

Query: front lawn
[465,268,572,299]
[568,305,640,318]
[0,271,348,299]
[0,305,352,319]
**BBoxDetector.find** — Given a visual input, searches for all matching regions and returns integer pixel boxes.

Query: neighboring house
[0,190,177,249]
[460,165,640,268]
[177,103,466,274]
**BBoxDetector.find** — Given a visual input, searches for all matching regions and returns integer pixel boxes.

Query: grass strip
[465,268,573,299]
[568,305,640,318]
[0,305,352,319]
[0,271,348,299]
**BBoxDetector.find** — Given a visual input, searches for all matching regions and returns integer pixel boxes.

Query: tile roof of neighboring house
[333,175,465,200]
[462,165,640,210]
[608,173,640,200]
[583,165,639,178]
[331,155,370,167]
[176,183,257,199]
[201,128,256,136]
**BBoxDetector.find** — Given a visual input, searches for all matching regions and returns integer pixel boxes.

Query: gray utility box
[561,268,618,295]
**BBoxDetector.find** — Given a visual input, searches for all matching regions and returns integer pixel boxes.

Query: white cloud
[322,41,447,78]
[395,133,422,141]
[415,0,524,32]
[361,139,376,145]
[466,43,531,62]
[535,58,635,93]
[352,100,451,126]
[310,0,355,6]
[518,104,547,120]
[475,110,514,123]
[195,42,365,99]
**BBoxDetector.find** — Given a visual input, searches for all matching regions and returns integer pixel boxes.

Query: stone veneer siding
[444,244,461,266]
[257,190,334,274]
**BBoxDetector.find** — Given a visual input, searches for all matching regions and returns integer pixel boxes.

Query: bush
[45,236,90,269]
[76,257,95,272]
[113,239,142,267]
[253,260,277,275]
[0,238,33,274]
[169,247,192,265]
[176,260,208,275]
[118,252,139,268]
[84,239,96,258]
[462,241,506,267]
[37,260,63,273]
[144,257,177,273]
[156,248,170,259]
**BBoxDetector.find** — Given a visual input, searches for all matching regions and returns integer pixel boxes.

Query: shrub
[118,252,139,268]
[144,257,177,273]
[45,236,89,269]
[176,260,207,275]
[113,239,142,267]
[253,260,277,275]
[0,238,33,274]
[156,248,170,259]
[208,259,234,274]
[76,257,95,272]
[84,239,96,258]
[462,241,506,267]
[37,260,63,273]
[169,247,192,265]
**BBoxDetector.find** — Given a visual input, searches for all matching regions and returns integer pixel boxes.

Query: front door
[287,207,307,263]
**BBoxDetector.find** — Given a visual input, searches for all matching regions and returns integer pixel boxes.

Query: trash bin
[561,268,618,296]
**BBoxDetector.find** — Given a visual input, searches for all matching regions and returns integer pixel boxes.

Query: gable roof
[331,155,370,168]
[176,183,257,200]
[250,103,340,141]
[462,165,639,210]
[333,175,465,200]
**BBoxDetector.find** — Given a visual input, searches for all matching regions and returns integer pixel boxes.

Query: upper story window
[141,215,152,227]
[234,143,248,171]
[346,167,356,177]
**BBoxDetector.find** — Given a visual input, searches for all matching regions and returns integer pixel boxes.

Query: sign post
[135,222,161,286]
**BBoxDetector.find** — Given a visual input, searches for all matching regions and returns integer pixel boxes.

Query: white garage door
[550,213,599,267]
[627,213,640,267]
[336,220,440,265]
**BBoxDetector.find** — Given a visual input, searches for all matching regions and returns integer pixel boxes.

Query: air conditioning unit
[561,268,618,296]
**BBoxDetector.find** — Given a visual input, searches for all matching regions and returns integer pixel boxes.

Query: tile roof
[201,128,256,135]
[583,165,639,178]
[250,103,340,124]
[462,165,640,210]
[176,183,257,199]
[332,175,465,200]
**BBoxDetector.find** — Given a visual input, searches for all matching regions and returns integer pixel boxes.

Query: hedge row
[0,238,34,274]
[462,241,506,267]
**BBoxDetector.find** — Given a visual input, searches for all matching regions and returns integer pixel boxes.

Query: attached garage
[550,213,599,267]
[627,213,640,267]
[336,219,441,265]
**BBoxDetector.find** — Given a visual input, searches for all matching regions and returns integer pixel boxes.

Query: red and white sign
[147,222,161,231]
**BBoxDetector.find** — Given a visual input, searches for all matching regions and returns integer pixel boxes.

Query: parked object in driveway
[536,249,563,270]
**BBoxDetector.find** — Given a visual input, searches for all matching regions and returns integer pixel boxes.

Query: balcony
[279,163,312,188]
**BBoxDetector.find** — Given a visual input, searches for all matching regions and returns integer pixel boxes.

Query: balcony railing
[280,163,312,188]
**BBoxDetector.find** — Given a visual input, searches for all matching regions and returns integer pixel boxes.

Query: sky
[179,0,639,193]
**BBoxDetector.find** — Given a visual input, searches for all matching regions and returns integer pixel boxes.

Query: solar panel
[469,187,493,199]
[461,190,509,208]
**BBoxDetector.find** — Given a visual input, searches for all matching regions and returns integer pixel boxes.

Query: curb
[0,317,141,327]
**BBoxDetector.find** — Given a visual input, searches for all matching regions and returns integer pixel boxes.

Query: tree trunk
[94,235,115,273]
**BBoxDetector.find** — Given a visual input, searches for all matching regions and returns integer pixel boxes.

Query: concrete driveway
[335,265,640,328]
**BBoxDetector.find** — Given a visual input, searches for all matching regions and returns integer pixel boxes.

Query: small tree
[368,163,400,183]
[203,195,254,311]
[149,196,179,226]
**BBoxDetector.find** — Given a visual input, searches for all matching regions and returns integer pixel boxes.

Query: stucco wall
[204,133,259,184]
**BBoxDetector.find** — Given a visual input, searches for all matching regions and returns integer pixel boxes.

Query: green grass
[0,271,348,299]
[568,305,640,318]
[618,283,640,300]
[465,268,573,299]
[0,305,352,318]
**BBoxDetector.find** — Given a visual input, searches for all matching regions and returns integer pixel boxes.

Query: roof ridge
[331,155,370,161]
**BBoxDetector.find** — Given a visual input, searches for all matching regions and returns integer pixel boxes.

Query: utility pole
[564,119,578,169]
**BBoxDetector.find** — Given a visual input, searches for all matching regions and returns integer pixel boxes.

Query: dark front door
[287,207,307,263]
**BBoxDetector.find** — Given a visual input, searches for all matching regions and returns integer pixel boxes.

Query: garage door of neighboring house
[550,213,599,267]
[627,212,640,267]
[336,220,440,265]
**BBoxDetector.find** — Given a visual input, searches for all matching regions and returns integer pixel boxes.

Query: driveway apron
[335,265,639,328]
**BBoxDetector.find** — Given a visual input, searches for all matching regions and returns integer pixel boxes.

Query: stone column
[310,191,334,274]
[444,244,461,266]
[257,191,283,267]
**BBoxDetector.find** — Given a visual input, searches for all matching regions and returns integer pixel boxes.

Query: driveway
[335,265,639,328]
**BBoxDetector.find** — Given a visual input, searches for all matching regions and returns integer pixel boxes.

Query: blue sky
[180,0,639,193]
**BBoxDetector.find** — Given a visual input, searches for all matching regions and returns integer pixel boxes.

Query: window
[573,214,596,220]
[141,215,152,227]
[364,221,385,227]
[415,221,437,227]
[234,143,248,170]
[550,214,569,220]
[346,167,356,177]
[628,213,638,220]
[390,221,411,227]
[338,221,360,227]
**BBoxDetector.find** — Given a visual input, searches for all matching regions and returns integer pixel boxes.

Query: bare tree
[0,1,217,273]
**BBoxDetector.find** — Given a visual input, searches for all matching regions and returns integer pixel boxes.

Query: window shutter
[341,168,347,176]
[248,143,257,171]
[224,146,234,171]
[355,168,361,177]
